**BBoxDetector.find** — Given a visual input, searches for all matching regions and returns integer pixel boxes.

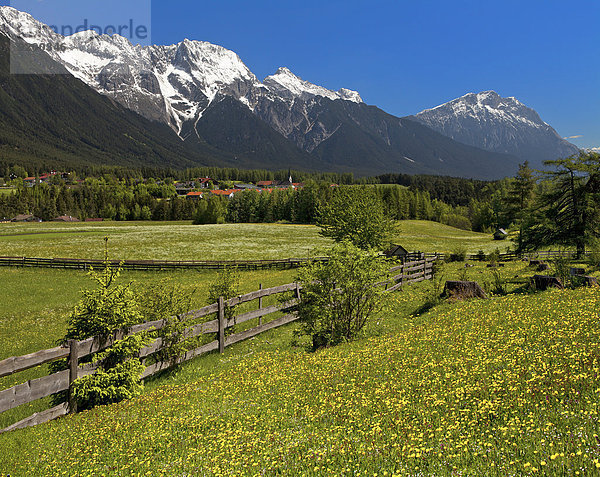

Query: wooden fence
[0,250,588,274]
[0,257,435,434]
[0,256,329,271]
[379,258,436,292]
[414,250,595,263]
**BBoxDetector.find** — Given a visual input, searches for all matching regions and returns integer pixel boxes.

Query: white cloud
[564,135,583,139]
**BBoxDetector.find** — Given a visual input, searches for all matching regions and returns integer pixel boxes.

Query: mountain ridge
[0,6,576,179]
[412,90,580,168]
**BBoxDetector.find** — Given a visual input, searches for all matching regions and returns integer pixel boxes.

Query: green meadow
[3,220,586,476]
[0,220,500,260]
[1,259,599,475]
[0,222,330,260]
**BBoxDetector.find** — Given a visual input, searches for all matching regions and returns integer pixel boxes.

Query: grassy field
[0,222,331,260]
[392,220,503,254]
[1,259,599,475]
[0,220,500,260]
[0,267,300,362]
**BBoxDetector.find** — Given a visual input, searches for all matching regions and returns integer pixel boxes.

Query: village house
[186,191,204,200]
[53,215,80,222]
[210,189,237,199]
[11,214,41,222]
[175,181,196,195]
[197,177,213,189]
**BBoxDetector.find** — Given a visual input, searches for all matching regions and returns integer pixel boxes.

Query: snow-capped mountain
[412,91,579,167]
[0,6,363,142]
[263,67,362,103]
[0,6,562,179]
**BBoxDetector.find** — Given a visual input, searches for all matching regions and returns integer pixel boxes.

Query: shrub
[65,264,143,341]
[487,248,501,266]
[61,238,199,410]
[138,279,195,364]
[295,242,388,350]
[553,254,571,287]
[71,333,153,411]
[489,268,507,296]
[62,240,151,410]
[449,245,467,262]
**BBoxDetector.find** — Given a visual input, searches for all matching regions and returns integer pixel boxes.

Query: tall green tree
[504,161,537,252]
[521,152,600,257]
[317,187,397,250]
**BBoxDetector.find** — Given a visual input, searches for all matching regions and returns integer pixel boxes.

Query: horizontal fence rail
[0,249,591,273]
[413,250,595,262]
[0,258,435,434]
[0,256,329,271]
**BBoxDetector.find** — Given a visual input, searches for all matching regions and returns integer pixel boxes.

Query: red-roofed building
[39,172,58,183]
[197,177,213,188]
[256,180,273,188]
[186,191,204,200]
[210,189,237,199]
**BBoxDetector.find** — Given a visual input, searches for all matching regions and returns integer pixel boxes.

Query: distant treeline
[0,174,507,233]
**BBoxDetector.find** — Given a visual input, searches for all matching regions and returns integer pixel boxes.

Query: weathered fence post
[67,340,79,414]
[258,284,263,326]
[295,282,301,301]
[218,296,225,353]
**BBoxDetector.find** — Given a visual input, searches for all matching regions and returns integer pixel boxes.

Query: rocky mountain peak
[264,67,362,103]
[413,90,580,166]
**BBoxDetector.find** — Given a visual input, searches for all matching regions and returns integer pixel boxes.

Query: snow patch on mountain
[419,91,547,129]
[264,67,362,103]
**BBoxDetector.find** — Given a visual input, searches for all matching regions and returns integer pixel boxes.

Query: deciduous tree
[317,187,397,250]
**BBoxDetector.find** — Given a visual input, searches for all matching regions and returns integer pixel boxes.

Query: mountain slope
[0,33,241,171]
[254,95,521,178]
[192,96,320,171]
[412,91,579,168]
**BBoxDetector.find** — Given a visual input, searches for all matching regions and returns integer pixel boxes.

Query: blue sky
[6,0,600,149]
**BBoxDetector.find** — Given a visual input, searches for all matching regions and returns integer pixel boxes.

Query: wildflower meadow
[1,284,599,475]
